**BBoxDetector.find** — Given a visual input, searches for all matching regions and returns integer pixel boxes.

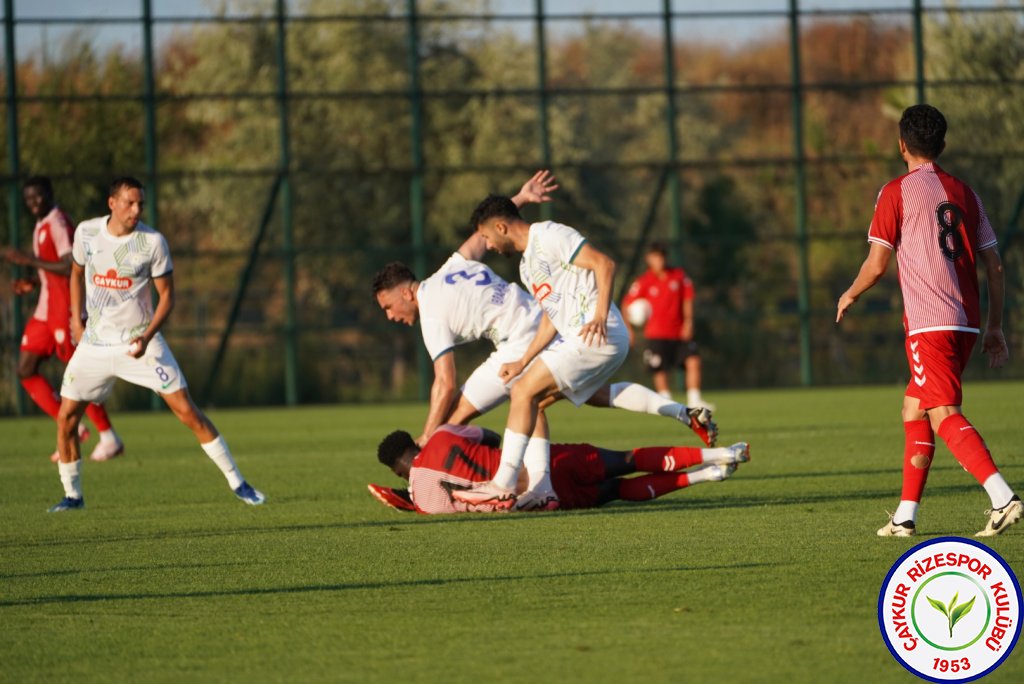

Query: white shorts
[460,336,568,413]
[61,333,187,403]
[538,318,629,407]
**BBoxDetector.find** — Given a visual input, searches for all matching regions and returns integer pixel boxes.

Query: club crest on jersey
[93,269,133,289]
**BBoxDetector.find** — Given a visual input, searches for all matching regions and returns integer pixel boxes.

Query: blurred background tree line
[2,0,1022,413]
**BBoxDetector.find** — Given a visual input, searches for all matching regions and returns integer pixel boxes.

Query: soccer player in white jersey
[48,177,265,512]
[453,196,634,510]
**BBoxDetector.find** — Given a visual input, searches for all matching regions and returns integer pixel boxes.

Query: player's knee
[910,454,932,470]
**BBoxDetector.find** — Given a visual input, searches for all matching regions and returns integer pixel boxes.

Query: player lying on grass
[373,172,715,454]
[369,425,749,514]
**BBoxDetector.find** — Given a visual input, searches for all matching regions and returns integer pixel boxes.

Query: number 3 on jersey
[444,270,492,286]
[936,201,965,261]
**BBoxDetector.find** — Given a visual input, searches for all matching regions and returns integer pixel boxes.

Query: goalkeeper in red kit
[368,425,749,514]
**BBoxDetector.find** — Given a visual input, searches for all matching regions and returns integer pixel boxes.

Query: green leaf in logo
[927,596,949,618]
[949,595,976,637]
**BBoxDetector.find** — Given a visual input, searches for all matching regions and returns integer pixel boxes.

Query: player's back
[418,251,539,352]
[408,426,502,514]
[868,162,997,335]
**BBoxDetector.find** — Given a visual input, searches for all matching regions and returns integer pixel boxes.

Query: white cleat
[451,482,517,510]
[704,442,750,466]
[877,516,916,537]
[976,496,1023,537]
[89,439,125,462]
[693,463,737,482]
[514,488,560,512]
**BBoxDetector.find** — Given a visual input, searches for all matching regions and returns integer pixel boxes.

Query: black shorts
[642,338,699,372]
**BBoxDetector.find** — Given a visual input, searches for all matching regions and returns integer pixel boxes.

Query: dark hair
[469,194,521,229]
[647,241,668,257]
[109,176,144,198]
[372,262,417,294]
[899,105,946,160]
[377,430,417,468]
[23,176,53,196]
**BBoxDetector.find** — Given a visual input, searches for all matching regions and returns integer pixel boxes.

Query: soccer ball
[625,299,652,327]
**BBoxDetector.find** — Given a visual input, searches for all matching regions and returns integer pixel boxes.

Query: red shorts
[550,444,608,510]
[20,317,74,363]
[904,330,977,410]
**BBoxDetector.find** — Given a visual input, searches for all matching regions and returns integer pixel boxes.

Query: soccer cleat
[233,482,266,506]
[47,496,85,513]
[877,515,916,537]
[696,462,737,482]
[367,484,417,512]
[89,439,125,462]
[704,442,750,466]
[976,495,1023,537]
[451,482,517,511]
[684,406,718,447]
[514,488,560,512]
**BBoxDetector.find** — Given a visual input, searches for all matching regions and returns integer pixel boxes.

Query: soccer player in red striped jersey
[4,177,123,462]
[371,425,749,514]
[837,104,1018,537]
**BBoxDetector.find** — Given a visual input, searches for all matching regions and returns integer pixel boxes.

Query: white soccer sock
[523,437,552,492]
[657,389,672,399]
[99,429,120,445]
[687,388,703,407]
[700,447,731,464]
[893,500,919,524]
[58,460,83,499]
[610,382,686,420]
[982,473,1015,510]
[201,436,245,490]
[493,430,530,491]
[687,467,715,485]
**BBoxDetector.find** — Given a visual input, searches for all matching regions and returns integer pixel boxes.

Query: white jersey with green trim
[518,221,622,340]
[417,252,540,362]
[72,217,173,346]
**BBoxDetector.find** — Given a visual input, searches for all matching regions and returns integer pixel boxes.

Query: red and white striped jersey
[867,162,998,336]
[31,206,75,324]
[408,425,504,514]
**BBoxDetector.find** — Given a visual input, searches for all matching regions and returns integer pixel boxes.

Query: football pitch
[2,382,1022,683]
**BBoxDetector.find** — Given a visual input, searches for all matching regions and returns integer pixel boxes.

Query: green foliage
[928,590,977,639]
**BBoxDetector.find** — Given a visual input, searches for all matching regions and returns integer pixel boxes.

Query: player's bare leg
[49,398,89,511]
[586,383,717,446]
[161,387,265,505]
[651,369,670,397]
[684,354,712,410]
[452,361,560,509]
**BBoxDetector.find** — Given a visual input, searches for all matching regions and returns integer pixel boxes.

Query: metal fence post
[275,0,299,406]
[534,0,552,221]
[912,0,926,103]
[662,0,683,266]
[406,0,429,400]
[4,0,24,415]
[789,0,813,386]
[141,0,163,411]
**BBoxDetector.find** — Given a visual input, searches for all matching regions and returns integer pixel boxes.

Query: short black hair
[647,241,668,257]
[23,176,53,196]
[109,176,144,198]
[899,105,946,160]
[377,430,418,468]
[469,194,521,230]
[372,262,417,294]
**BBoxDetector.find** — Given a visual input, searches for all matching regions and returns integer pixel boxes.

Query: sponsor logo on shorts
[879,537,1021,682]
[93,269,133,290]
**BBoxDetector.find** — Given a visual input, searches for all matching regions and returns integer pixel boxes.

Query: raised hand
[513,169,559,206]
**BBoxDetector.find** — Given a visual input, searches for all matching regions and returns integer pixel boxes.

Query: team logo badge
[879,537,1021,682]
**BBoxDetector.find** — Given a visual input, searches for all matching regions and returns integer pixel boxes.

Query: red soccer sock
[900,419,935,503]
[631,446,703,472]
[20,375,61,419]
[618,472,690,501]
[85,403,112,432]
[937,414,998,485]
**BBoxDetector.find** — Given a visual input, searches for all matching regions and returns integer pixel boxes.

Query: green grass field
[2,382,1023,683]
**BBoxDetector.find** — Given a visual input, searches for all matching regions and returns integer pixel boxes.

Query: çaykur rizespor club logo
[879,537,1021,682]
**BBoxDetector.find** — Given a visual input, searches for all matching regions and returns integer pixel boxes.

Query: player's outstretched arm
[499,313,558,383]
[511,169,558,208]
[418,351,459,446]
[979,247,1009,368]
[836,242,891,322]
[129,274,175,358]
[572,242,616,347]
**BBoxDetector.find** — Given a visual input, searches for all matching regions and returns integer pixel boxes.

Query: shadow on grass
[0,560,781,608]
[0,560,251,581]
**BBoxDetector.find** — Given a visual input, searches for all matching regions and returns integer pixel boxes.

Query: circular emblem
[879,537,1021,682]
